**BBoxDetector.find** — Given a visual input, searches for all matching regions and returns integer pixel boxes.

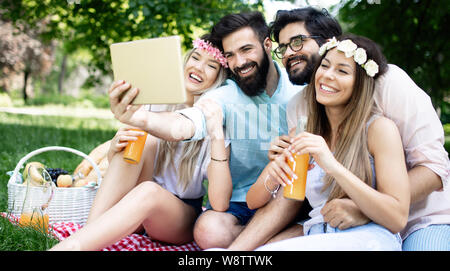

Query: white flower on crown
[319,37,338,56]
[318,43,327,56]
[337,39,358,58]
[363,59,379,77]
[353,48,367,65]
[318,36,379,77]
[326,37,339,50]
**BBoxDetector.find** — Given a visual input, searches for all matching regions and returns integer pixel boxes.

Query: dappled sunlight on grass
[0,111,121,131]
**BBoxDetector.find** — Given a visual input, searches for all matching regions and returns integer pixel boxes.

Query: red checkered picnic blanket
[1,213,201,251]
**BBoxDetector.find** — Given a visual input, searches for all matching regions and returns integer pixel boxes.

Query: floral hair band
[318,37,379,77]
[193,38,228,68]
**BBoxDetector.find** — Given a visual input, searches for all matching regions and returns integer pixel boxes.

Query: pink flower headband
[192,38,228,68]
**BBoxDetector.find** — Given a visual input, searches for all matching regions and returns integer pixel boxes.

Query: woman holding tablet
[50,34,230,250]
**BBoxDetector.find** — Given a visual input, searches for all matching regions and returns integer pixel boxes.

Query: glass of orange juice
[283,152,309,201]
[123,129,148,164]
[283,116,309,201]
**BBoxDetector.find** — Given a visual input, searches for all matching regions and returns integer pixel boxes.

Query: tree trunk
[23,69,29,102]
[58,54,67,94]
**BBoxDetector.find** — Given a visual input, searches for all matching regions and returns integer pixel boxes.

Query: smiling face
[184,48,221,95]
[222,27,270,96]
[314,48,356,109]
[278,22,320,85]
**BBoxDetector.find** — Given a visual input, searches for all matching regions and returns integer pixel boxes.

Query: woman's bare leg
[50,181,197,251]
[87,135,158,223]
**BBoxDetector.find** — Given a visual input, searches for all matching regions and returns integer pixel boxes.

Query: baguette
[74,140,111,177]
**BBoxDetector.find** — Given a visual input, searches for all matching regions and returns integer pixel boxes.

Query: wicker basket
[7,146,103,225]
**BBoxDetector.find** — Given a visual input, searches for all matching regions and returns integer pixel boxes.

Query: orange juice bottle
[123,129,148,164]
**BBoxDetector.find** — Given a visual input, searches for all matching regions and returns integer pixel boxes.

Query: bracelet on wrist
[211,157,228,162]
[264,175,280,198]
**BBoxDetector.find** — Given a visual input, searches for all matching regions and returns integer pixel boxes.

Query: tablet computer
[110,36,186,104]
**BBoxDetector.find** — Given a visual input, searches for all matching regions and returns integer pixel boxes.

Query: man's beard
[286,54,319,85]
[231,51,270,97]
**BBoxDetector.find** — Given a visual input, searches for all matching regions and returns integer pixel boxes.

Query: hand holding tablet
[110,36,187,105]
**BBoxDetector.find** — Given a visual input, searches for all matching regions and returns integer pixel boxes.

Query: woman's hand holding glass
[268,135,292,161]
[264,148,298,188]
[107,127,146,162]
[289,132,340,175]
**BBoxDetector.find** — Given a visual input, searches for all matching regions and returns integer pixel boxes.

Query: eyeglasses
[274,34,321,59]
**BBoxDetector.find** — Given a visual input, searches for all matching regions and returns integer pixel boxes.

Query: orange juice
[283,153,309,200]
[123,129,148,164]
[19,211,49,233]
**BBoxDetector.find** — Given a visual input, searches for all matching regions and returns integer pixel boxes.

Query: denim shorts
[179,196,204,218]
[206,201,256,225]
[205,199,311,226]
[294,198,312,223]
[141,196,203,236]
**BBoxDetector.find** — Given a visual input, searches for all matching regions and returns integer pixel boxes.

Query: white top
[301,159,331,235]
[302,117,378,235]
[152,138,210,199]
[148,104,230,199]
[287,64,450,239]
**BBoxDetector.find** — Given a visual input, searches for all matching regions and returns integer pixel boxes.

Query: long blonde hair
[305,34,387,201]
[154,43,227,192]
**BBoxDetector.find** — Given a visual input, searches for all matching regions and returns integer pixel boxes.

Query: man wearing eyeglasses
[227,7,343,250]
[274,33,320,86]
[271,9,341,86]
[229,7,450,251]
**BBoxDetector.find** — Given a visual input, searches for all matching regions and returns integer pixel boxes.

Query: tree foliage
[337,0,450,109]
[0,19,55,100]
[0,0,263,86]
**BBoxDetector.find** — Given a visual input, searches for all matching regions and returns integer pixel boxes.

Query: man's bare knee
[227,193,303,251]
[194,211,240,249]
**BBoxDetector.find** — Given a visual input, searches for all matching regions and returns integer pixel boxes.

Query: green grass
[0,215,59,251]
[1,108,448,251]
[0,110,119,250]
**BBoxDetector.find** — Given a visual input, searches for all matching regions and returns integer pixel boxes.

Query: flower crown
[192,38,228,68]
[318,37,379,77]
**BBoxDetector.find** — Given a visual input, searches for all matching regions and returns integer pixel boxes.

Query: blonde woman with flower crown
[248,34,410,251]
[50,34,231,251]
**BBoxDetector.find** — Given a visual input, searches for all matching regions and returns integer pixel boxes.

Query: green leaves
[1,0,263,82]
[338,0,449,111]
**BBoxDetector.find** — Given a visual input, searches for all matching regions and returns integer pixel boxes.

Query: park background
[0,0,449,250]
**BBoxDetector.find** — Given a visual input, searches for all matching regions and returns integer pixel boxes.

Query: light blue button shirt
[178,61,303,202]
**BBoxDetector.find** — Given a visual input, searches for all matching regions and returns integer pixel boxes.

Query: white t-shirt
[148,104,230,199]
[152,138,210,199]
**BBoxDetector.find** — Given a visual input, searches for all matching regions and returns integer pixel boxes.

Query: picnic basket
[7,146,103,225]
